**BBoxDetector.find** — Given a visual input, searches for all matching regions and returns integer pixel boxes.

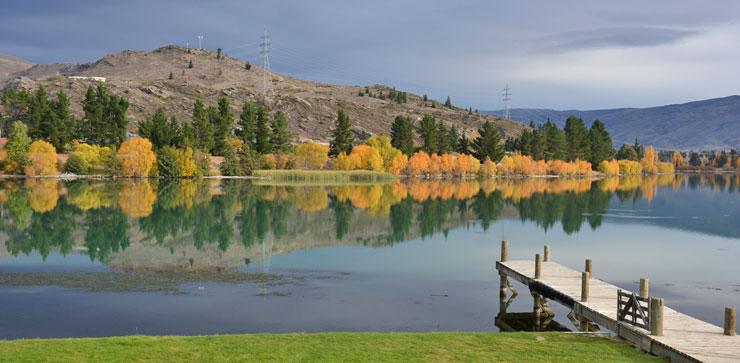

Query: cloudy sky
[2,0,740,110]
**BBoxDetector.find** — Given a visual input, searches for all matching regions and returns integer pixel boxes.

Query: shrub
[157,146,181,178]
[546,160,576,176]
[193,149,211,176]
[294,142,329,170]
[618,159,643,175]
[574,159,592,175]
[69,143,113,174]
[220,144,243,176]
[64,154,90,174]
[497,155,515,175]
[25,140,59,176]
[238,146,262,175]
[116,138,156,177]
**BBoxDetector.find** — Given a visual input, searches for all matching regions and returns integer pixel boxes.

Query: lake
[0,175,738,338]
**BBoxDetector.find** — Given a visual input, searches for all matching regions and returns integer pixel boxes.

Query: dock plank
[497,260,740,363]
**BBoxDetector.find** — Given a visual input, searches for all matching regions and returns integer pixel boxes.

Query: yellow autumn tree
[597,159,620,175]
[348,145,383,171]
[366,136,402,172]
[387,153,408,175]
[479,157,497,178]
[671,151,685,168]
[116,138,156,177]
[641,145,658,174]
[497,155,516,175]
[333,152,353,171]
[294,142,329,170]
[24,140,59,176]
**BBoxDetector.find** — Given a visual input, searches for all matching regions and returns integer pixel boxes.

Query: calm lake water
[0,175,738,338]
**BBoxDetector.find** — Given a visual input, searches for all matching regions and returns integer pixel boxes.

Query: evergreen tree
[254,106,272,154]
[588,119,613,166]
[633,138,645,159]
[245,62,251,70]
[49,90,78,151]
[191,100,214,152]
[444,96,452,108]
[517,128,534,156]
[6,121,31,169]
[456,132,471,154]
[390,115,414,156]
[436,121,452,153]
[616,144,638,161]
[542,121,566,160]
[471,121,504,162]
[237,101,256,147]
[329,109,353,156]
[212,97,234,156]
[188,59,193,68]
[416,114,438,154]
[81,85,128,146]
[563,116,590,161]
[531,125,547,160]
[216,48,222,60]
[448,126,460,153]
[269,111,292,153]
[138,108,182,149]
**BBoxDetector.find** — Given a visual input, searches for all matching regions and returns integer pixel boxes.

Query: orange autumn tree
[24,140,59,176]
[407,151,431,175]
[116,138,156,177]
[640,145,658,174]
[387,153,408,175]
[479,157,497,177]
[347,145,383,171]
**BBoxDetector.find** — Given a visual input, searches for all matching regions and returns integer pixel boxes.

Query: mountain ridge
[487,96,740,150]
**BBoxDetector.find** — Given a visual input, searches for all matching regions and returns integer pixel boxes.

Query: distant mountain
[0,46,525,143]
[487,96,740,150]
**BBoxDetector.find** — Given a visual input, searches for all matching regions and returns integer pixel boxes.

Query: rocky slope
[1,45,525,143]
[0,55,32,86]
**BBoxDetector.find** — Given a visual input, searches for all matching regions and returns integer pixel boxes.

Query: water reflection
[0,175,739,270]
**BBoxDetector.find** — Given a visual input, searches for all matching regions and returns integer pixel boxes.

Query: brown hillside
[2,45,525,143]
[0,55,33,87]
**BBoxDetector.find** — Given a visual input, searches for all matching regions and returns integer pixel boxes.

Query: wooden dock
[496,252,739,362]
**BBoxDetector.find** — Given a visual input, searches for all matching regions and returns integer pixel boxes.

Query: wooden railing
[617,289,650,330]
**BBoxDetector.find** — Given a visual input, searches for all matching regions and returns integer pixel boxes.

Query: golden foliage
[407,151,431,175]
[119,180,157,218]
[348,145,384,172]
[26,179,59,213]
[293,142,329,170]
[640,145,659,174]
[597,159,620,175]
[24,141,59,176]
[117,138,156,177]
[479,157,497,178]
[671,151,685,168]
[366,136,402,172]
[618,160,643,175]
[333,152,353,171]
[67,183,115,211]
[656,162,675,174]
[70,142,113,173]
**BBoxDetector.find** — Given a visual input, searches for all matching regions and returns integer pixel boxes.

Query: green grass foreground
[253,169,397,185]
[0,332,661,363]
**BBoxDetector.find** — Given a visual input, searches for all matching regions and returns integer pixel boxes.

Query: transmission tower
[260,30,272,98]
[197,35,204,50]
[502,84,512,120]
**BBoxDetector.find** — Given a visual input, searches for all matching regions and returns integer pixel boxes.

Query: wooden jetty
[496,241,739,363]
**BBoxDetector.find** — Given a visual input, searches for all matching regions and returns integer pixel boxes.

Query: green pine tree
[471,121,504,162]
[390,115,414,156]
[542,120,566,160]
[329,109,354,156]
[564,116,591,161]
[237,101,256,147]
[188,59,193,68]
[212,97,234,156]
[416,114,438,154]
[269,111,292,154]
[191,100,214,152]
[6,121,31,170]
[589,119,613,166]
[254,106,272,154]
[444,96,452,108]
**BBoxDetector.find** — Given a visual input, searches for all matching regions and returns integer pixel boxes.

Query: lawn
[0,332,662,362]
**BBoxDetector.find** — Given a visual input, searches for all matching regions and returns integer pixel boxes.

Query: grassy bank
[0,332,661,362]
[253,169,397,185]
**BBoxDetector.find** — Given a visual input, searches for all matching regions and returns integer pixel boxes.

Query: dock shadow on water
[0,175,738,338]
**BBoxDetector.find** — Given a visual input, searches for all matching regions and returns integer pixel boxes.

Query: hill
[0,55,32,86]
[487,96,740,150]
[0,45,525,143]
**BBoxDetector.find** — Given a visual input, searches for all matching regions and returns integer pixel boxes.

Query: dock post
[500,240,509,262]
[499,272,508,298]
[585,259,592,279]
[650,297,664,336]
[581,272,589,302]
[725,307,736,336]
[640,278,649,298]
[534,254,542,279]
[543,245,550,262]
